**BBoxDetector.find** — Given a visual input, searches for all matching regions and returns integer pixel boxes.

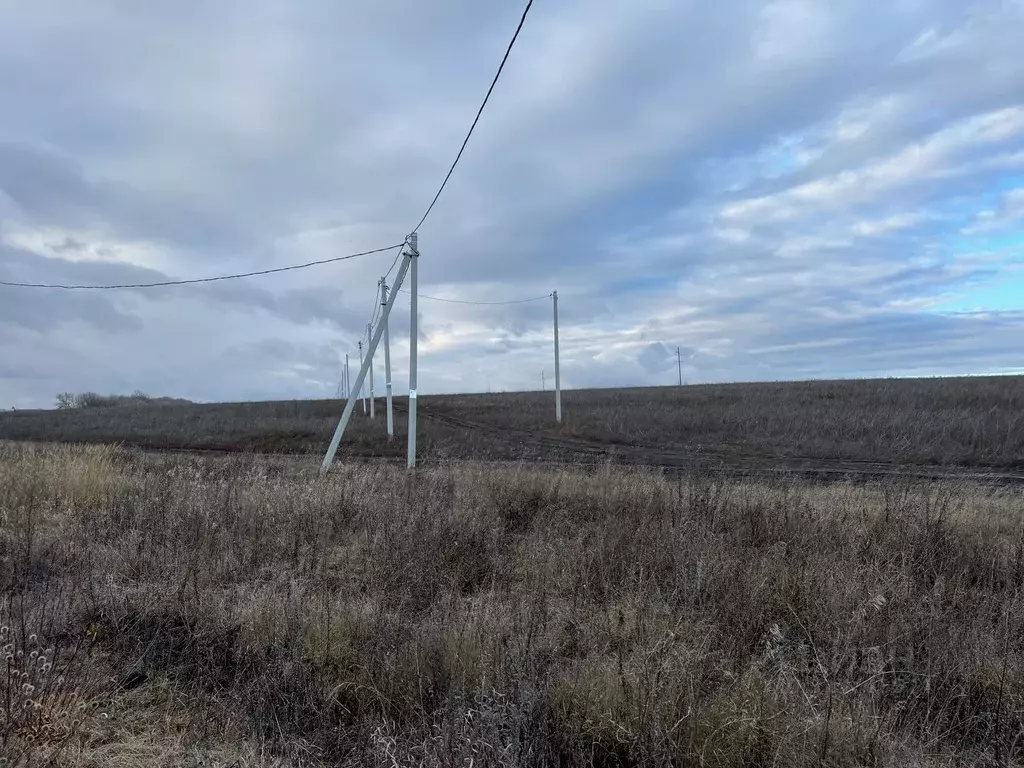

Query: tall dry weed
[1,444,1022,766]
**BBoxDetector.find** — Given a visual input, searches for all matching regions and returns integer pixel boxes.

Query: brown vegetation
[2,442,1022,765]
[3,376,1022,471]
[54,392,193,410]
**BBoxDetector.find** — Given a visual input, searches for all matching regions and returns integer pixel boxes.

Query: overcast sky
[1,0,1023,408]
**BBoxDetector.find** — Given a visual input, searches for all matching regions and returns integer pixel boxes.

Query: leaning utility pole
[322,234,419,474]
[553,290,562,423]
[677,346,682,387]
[367,323,375,419]
[358,341,366,414]
[381,278,395,439]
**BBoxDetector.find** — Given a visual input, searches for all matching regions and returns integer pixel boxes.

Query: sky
[1,0,1023,408]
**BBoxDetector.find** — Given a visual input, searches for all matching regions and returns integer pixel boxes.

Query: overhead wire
[4,0,538,307]
[383,240,408,283]
[399,289,551,305]
[410,0,535,234]
[369,281,383,330]
[0,243,406,290]
[370,239,408,329]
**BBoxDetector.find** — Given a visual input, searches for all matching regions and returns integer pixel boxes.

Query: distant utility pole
[345,353,350,398]
[358,341,366,414]
[677,346,682,387]
[553,290,562,423]
[541,370,546,391]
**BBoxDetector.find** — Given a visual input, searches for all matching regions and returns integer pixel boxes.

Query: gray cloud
[1,0,1023,408]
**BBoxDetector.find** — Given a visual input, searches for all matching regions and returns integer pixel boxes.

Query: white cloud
[753,0,838,62]
[1,223,173,272]
[962,188,1024,233]
[850,212,927,237]
[721,108,1024,224]
[1,0,1024,407]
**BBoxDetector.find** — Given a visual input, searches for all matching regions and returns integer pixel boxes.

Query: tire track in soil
[100,404,1024,486]
[403,402,1024,485]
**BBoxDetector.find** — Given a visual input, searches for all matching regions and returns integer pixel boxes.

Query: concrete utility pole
[322,236,416,473]
[367,323,375,419]
[345,354,350,398]
[381,278,394,439]
[541,370,546,391]
[358,341,366,414]
[677,346,682,387]
[553,290,562,423]
[407,233,419,468]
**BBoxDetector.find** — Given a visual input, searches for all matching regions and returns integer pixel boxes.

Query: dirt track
[141,403,1024,486]
[16,400,1019,486]
[398,402,1024,485]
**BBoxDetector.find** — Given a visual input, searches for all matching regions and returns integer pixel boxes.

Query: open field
[3,378,1022,764]
[2,376,1024,474]
[2,442,1023,766]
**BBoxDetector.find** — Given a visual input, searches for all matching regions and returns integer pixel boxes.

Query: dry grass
[1,443,1023,766]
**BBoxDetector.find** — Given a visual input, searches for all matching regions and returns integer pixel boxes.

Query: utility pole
[553,290,562,423]
[358,341,366,414]
[381,278,394,439]
[322,236,416,473]
[407,233,419,469]
[677,346,682,387]
[367,323,375,419]
[345,353,350,398]
[541,370,546,391]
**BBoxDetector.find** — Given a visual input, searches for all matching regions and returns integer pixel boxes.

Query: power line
[367,241,407,330]
[411,0,534,234]
[4,0,535,292]
[383,240,407,282]
[369,280,383,329]
[0,243,406,290]
[5,0,535,295]
[372,241,403,326]
[399,288,551,305]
